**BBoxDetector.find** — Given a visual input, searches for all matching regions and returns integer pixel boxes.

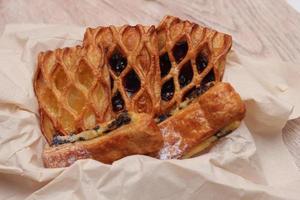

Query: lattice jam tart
[83,24,161,116]
[156,15,232,114]
[153,16,245,159]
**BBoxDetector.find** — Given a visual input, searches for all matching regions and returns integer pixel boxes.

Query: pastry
[156,15,232,114]
[34,45,112,143]
[157,82,246,159]
[43,112,163,167]
[83,24,161,116]
[34,16,244,168]
[154,16,241,159]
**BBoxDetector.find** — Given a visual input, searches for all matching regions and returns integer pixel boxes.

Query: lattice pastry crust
[34,45,112,143]
[156,16,232,113]
[83,25,161,116]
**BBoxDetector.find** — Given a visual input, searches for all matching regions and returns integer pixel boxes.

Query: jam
[109,50,127,76]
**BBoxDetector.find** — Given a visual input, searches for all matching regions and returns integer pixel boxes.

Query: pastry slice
[156,15,232,114]
[157,82,246,159]
[34,45,112,143]
[83,24,161,116]
[155,16,240,159]
[43,112,163,167]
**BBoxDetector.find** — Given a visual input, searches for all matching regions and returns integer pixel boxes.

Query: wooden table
[1,0,300,167]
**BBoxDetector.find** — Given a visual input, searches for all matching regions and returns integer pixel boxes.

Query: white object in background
[287,0,300,12]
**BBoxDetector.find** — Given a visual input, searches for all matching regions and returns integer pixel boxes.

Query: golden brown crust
[83,25,161,116]
[158,82,245,159]
[43,113,163,167]
[34,45,112,144]
[35,16,238,166]
[157,15,232,113]
[198,83,246,129]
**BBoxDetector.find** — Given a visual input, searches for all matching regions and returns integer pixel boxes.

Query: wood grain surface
[0,0,300,167]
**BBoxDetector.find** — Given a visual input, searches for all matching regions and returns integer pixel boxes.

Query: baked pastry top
[158,82,246,159]
[34,45,112,143]
[156,16,232,113]
[83,25,161,116]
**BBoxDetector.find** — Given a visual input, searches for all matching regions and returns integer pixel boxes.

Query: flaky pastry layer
[43,112,163,167]
[158,82,246,159]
